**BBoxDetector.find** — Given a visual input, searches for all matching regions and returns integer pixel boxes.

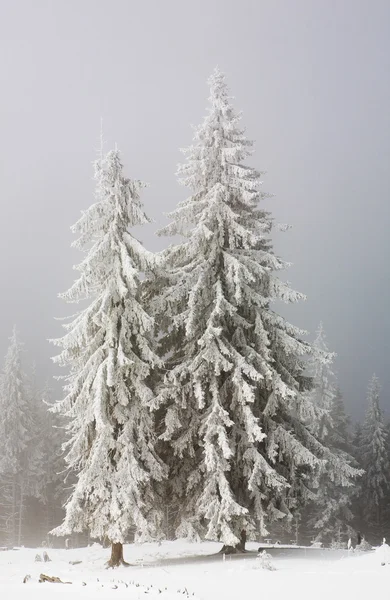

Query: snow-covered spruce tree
[25,365,47,497]
[305,323,336,441]
[350,422,366,538]
[0,328,32,546]
[385,420,390,529]
[359,374,389,536]
[37,382,67,541]
[330,388,353,454]
[20,364,53,546]
[51,148,167,566]
[301,324,359,545]
[153,69,359,551]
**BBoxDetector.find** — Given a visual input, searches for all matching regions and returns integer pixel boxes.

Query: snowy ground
[0,540,388,600]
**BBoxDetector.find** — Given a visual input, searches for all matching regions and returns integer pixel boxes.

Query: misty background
[0,0,388,419]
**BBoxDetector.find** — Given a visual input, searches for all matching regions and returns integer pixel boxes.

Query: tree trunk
[219,530,247,554]
[107,542,129,567]
[11,480,16,547]
[17,483,24,547]
[43,488,51,543]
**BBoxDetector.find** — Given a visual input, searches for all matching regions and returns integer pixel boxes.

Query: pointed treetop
[314,321,326,346]
[369,372,379,385]
[207,67,231,107]
[310,321,336,368]
[367,373,381,406]
[208,66,226,88]
[6,326,24,357]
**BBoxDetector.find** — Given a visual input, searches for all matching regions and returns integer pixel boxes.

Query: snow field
[0,540,388,600]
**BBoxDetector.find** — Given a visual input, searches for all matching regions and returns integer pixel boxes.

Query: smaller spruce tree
[360,374,389,537]
[301,324,360,545]
[51,148,167,565]
[0,328,33,546]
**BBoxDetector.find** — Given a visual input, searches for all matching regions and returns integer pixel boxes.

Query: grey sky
[0,0,388,419]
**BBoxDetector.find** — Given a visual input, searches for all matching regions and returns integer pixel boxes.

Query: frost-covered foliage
[355,536,372,551]
[330,388,353,453]
[329,537,348,550]
[0,359,66,546]
[25,365,47,501]
[0,329,44,545]
[256,550,276,570]
[51,149,167,544]
[0,329,29,474]
[302,324,360,544]
[152,69,358,547]
[305,323,336,440]
[37,382,67,537]
[359,375,389,532]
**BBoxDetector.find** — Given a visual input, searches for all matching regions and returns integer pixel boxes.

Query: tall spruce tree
[360,374,389,537]
[153,69,358,551]
[51,148,167,566]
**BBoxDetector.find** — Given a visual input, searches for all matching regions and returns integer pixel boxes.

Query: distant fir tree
[352,422,363,460]
[384,420,390,533]
[25,363,46,501]
[350,421,365,537]
[51,148,167,566]
[305,323,336,441]
[330,388,353,453]
[0,328,37,546]
[294,324,359,545]
[38,382,67,541]
[359,374,389,537]
[21,364,54,546]
[152,69,358,551]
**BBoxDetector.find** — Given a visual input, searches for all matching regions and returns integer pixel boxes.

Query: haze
[0,0,388,419]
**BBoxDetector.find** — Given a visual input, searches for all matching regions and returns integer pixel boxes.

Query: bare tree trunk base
[219,544,247,554]
[106,542,130,568]
[219,530,247,555]
[106,558,130,568]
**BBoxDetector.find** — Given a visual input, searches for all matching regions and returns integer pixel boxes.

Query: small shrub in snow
[257,550,276,571]
[355,537,372,552]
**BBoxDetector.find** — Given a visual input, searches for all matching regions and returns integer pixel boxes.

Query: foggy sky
[0,0,388,419]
